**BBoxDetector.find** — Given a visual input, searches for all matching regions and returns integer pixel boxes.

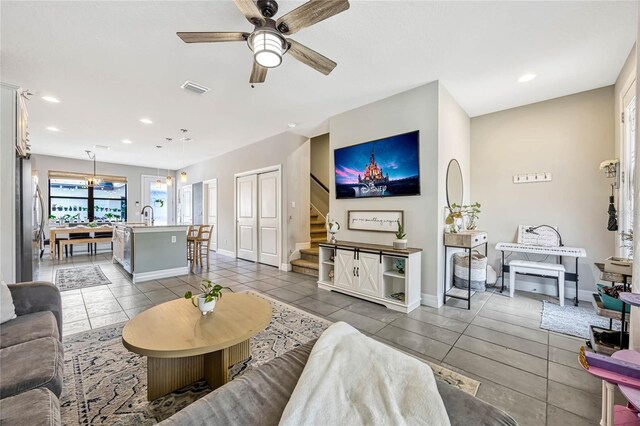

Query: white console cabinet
[318,241,422,313]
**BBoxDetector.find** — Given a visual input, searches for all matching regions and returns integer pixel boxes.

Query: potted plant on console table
[184,279,226,315]
[394,220,408,250]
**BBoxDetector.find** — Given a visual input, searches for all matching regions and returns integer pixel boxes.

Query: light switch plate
[171,235,176,243]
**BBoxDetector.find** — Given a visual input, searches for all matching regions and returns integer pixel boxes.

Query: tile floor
[36,250,613,426]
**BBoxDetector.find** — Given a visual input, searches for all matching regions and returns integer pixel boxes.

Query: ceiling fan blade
[177,32,249,43]
[234,0,266,27]
[286,39,336,75]
[276,0,350,35]
[250,62,268,84]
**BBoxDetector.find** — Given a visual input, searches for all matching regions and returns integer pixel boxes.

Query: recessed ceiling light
[46,126,60,132]
[93,144,110,150]
[287,123,297,128]
[139,118,153,124]
[41,96,60,103]
[518,73,537,83]
[121,139,132,144]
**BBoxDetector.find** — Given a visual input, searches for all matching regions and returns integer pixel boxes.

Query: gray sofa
[161,340,517,426]
[0,282,64,426]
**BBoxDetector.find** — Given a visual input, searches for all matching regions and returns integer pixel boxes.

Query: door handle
[356,267,359,277]
[353,267,356,276]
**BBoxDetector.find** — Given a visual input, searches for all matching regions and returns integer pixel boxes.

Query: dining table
[49,225,114,259]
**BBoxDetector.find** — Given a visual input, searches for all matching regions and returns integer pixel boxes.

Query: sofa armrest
[7,282,62,339]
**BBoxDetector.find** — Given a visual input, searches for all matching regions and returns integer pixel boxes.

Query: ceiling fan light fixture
[251,30,285,68]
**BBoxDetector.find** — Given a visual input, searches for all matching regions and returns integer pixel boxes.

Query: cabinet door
[357,252,382,297]
[334,249,355,289]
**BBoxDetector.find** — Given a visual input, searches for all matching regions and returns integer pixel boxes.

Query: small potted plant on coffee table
[184,279,225,315]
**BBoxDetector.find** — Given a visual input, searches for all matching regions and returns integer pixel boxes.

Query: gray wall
[471,86,615,298]
[192,182,203,225]
[310,133,330,188]
[329,81,470,304]
[177,132,310,266]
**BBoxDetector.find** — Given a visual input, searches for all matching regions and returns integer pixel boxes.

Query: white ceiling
[1,1,636,170]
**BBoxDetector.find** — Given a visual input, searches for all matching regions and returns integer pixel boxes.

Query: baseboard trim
[421,293,442,308]
[295,242,311,251]
[217,249,235,258]
[132,266,189,283]
[280,263,292,272]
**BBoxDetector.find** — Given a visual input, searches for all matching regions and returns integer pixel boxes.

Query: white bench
[509,260,566,306]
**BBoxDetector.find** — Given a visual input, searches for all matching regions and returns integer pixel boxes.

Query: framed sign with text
[347,210,404,233]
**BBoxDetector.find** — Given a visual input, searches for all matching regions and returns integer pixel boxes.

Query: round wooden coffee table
[122,292,272,401]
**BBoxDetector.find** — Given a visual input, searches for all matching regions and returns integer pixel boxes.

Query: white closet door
[257,171,280,267]
[236,174,257,262]
[207,182,217,251]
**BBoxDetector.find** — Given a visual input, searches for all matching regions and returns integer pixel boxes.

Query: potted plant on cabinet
[393,220,408,250]
[48,214,57,225]
[184,279,225,315]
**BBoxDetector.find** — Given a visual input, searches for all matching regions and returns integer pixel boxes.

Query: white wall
[1,83,18,282]
[438,85,471,301]
[31,154,175,228]
[310,133,330,188]
[329,81,470,305]
[471,86,615,299]
[176,131,310,267]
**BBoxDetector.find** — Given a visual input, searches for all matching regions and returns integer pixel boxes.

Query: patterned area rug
[540,300,621,339]
[61,291,479,424]
[55,265,111,291]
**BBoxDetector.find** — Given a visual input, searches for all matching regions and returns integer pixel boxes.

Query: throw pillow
[0,280,17,324]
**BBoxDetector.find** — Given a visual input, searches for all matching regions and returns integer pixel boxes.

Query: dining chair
[193,225,213,272]
[186,225,199,265]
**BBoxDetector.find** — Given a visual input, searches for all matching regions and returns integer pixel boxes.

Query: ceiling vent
[181,80,210,95]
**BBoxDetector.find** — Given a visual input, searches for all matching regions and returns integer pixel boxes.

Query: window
[48,174,127,223]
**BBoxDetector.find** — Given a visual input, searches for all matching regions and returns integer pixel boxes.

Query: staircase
[290,208,325,277]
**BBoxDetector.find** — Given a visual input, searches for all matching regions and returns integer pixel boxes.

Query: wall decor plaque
[347,210,404,233]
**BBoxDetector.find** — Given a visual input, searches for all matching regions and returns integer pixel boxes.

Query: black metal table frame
[443,242,488,310]
[499,251,580,306]
[617,275,631,349]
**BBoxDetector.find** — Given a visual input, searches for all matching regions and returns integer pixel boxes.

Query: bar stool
[186,225,199,265]
[192,225,213,272]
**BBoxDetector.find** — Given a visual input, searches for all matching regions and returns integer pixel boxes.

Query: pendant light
[85,150,101,188]
[165,138,173,185]
[180,129,188,183]
[155,167,162,189]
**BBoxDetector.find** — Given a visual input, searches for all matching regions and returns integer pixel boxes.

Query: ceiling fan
[177,0,350,85]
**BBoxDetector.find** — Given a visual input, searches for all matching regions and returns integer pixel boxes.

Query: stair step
[291,258,319,270]
[310,236,327,243]
[310,213,318,219]
[300,248,319,256]
[310,231,326,238]
[311,224,325,232]
[292,265,319,277]
[310,220,324,226]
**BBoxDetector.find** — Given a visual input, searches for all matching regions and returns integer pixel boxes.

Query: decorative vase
[393,239,408,250]
[192,294,217,315]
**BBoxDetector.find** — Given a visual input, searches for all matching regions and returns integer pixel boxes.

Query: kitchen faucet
[141,205,154,226]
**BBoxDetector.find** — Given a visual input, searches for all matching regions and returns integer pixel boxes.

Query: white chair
[509,260,566,306]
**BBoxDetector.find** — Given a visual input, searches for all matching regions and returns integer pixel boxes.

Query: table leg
[500,251,505,293]
[467,248,471,310]
[50,230,55,259]
[601,380,615,426]
[574,257,579,306]
[443,246,448,306]
[204,339,251,390]
[147,355,204,401]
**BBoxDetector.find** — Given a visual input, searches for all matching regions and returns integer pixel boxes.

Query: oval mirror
[446,159,463,207]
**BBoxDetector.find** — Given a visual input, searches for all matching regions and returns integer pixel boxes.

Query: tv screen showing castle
[334,131,420,199]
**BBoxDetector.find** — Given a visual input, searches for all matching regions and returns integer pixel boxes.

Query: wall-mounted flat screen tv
[334,131,420,199]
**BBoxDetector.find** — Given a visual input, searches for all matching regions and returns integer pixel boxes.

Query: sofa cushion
[0,387,61,426]
[160,339,517,426]
[0,337,64,398]
[0,311,60,349]
[160,342,314,426]
[0,280,17,324]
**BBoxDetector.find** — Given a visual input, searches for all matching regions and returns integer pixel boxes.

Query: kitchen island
[113,223,189,283]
